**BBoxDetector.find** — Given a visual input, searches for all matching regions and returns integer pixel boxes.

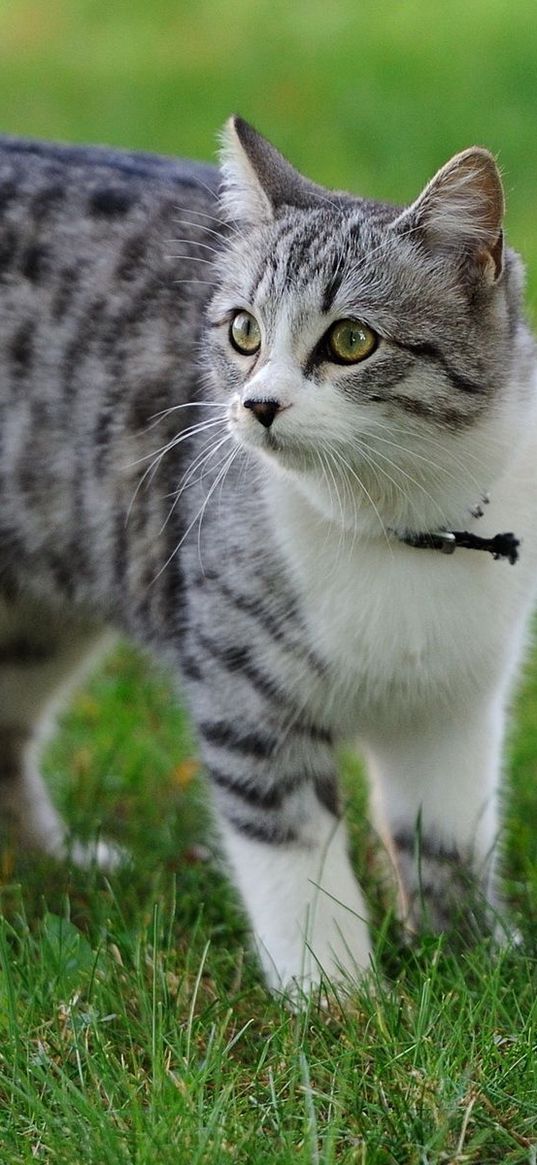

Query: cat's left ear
[219,116,321,224]
[394,147,504,282]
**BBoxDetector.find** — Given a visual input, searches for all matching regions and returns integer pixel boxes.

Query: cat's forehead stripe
[249,218,339,307]
[247,212,393,316]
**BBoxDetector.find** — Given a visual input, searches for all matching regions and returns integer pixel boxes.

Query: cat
[0,117,535,995]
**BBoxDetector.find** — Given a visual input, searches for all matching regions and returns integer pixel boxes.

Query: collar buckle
[436,531,457,555]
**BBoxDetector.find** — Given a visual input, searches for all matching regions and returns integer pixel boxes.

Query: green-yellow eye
[229,311,261,355]
[325,319,377,364]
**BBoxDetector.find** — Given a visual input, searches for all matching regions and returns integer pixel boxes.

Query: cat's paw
[67,837,128,872]
[273,965,369,1012]
[14,817,129,872]
[258,914,373,1007]
[400,879,519,949]
[491,912,523,950]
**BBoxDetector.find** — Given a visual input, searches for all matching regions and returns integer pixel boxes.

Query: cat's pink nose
[243,399,280,429]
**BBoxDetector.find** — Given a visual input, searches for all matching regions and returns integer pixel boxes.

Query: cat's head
[207,117,533,535]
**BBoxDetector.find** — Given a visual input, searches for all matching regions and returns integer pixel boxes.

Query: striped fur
[0,121,535,993]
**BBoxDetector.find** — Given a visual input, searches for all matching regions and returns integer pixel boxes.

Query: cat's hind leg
[0,599,119,868]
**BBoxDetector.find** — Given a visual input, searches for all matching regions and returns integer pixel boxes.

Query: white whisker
[126,418,226,524]
[366,430,478,496]
[364,416,495,481]
[357,441,447,525]
[168,254,215,265]
[330,445,392,548]
[145,400,227,431]
[172,202,243,240]
[161,433,234,532]
[171,216,240,244]
[126,417,224,471]
[152,445,239,582]
[199,445,240,563]
[166,238,221,255]
[172,278,215,287]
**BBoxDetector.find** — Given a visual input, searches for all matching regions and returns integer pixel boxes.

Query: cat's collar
[397,528,520,564]
[395,490,520,563]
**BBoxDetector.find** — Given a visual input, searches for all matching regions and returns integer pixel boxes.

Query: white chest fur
[266,465,537,735]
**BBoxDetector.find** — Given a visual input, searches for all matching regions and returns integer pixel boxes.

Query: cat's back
[0,135,221,361]
[0,135,224,445]
[0,136,226,604]
[0,133,219,229]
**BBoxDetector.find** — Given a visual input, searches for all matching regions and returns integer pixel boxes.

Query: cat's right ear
[218,117,317,224]
[393,147,505,282]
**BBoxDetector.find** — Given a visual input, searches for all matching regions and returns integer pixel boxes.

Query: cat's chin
[237,432,402,531]
[234,425,317,474]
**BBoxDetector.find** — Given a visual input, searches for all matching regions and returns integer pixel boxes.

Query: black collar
[399,528,520,564]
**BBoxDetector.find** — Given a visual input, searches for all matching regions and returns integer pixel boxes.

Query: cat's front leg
[366,695,507,941]
[219,797,370,995]
[200,723,371,995]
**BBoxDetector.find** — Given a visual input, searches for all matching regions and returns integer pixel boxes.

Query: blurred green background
[0,0,536,308]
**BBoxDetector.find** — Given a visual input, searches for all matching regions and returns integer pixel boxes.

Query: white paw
[256,886,373,1002]
[492,914,523,949]
[67,837,128,872]
[222,808,373,1004]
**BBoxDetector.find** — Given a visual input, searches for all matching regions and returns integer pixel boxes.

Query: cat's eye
[325,319,377,364]
[229,311,261,355]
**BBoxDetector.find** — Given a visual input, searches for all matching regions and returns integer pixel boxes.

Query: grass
[0,898,535,1163]
[0,1,536,1160]
[0,645,535,1163]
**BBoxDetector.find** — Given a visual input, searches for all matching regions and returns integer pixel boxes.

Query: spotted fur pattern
[0,121,535,993]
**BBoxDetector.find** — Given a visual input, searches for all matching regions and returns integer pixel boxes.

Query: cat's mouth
[263,429,283,453]
[240,424,322,475]
[232,412,308,465]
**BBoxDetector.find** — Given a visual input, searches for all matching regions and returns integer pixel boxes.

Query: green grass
[0,1,536,1160]
[0,645,535,1163]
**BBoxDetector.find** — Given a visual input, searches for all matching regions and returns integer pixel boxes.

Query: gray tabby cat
[0,117,535,994]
